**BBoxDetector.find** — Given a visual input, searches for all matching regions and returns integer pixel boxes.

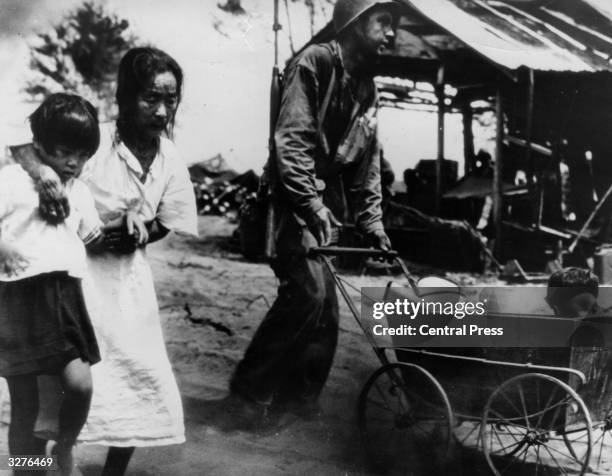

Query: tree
[25,2,137,120]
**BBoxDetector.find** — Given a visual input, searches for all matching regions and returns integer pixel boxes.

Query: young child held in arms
[0,93,118,475]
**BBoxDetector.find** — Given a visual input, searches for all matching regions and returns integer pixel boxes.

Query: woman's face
[133,71,179,141]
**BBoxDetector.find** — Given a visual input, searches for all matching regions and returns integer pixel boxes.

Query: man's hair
[116,47,183,139]
[546,267,599,306]
[29,93,100,157]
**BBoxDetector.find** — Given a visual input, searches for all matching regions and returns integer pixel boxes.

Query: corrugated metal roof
[403,0,612,72]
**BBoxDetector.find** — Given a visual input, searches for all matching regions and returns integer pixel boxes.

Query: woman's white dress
[36,124,197,447]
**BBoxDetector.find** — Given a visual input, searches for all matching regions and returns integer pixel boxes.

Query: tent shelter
[305,0,612,262]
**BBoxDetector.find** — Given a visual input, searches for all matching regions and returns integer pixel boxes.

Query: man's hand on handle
[368,229,392,251]
[305,207,342,246]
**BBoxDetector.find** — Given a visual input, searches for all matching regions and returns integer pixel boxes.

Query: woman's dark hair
[116,47,183,139]
[29,93,100,156]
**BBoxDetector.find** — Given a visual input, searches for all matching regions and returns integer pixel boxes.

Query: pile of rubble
[188,154,259,219]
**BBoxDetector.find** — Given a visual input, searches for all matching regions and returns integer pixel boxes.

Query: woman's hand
[36,165,70,224]
[9,144,69,223]
[125,211,149,246]
[99,211,149,254]
[0,243,28,277]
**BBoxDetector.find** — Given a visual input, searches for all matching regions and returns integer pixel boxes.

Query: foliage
[25,2,136,120]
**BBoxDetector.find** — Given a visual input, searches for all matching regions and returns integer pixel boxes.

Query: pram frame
[309,246,610,476]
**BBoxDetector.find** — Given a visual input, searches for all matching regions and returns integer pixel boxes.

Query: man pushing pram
[230,0,399,421]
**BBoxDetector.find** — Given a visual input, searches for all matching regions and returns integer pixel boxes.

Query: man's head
[546,267,599,318]
[334,0,398,59]
[30,93,100,183]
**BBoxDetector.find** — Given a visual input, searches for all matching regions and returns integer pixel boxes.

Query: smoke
[0,0,81,38]
[0,0,42,37]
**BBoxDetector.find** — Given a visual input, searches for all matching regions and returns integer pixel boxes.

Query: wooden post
[462,103,475,176]
[494,87,504,258]
[435,65,445,215]
[524,68,535,223]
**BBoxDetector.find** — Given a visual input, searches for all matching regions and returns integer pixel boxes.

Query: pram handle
[308,246,398,259]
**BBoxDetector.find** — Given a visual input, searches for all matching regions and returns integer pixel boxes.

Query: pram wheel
[564,401,612,473]
[357,362,454,474]
[481,373,592,476]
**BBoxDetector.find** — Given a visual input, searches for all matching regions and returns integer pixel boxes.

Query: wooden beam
[462,104,475,176]
[435,65,445,215]
[505,135,552,157]
[494,87,504,258]
[524,68,535,223]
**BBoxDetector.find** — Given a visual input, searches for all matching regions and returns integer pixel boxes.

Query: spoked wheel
[357,363,454,474]
[564,399,612,473]
[482,373,592,476]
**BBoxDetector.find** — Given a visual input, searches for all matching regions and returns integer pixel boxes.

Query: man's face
[38,144,90,183]
[357,6,395,57]
[133,70,179,141]
[552,292,598,318]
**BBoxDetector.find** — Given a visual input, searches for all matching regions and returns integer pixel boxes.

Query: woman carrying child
[1,93,106,476]
[18,47,197,475]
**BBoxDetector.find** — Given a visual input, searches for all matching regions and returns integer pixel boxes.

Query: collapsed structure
[396,0,612,271]
[304,0,612,272]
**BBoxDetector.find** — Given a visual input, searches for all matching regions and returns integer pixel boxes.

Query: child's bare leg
[6,375,46,455]
[101,446,135,476]
[6,375,46,476]
[55,358,92,475]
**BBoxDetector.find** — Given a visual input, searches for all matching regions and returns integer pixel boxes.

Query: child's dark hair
[116,47,183,139]
[546,267,599,306]
[29,93,100,157]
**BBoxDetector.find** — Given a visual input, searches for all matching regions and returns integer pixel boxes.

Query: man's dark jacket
[272,40,384,235]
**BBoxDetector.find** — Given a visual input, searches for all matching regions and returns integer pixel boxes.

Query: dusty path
[75,216,388,475]
[0,216,609,475]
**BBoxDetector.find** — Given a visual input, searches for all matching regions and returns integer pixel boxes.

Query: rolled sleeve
[75,182,103,244]
[158,158,198,237]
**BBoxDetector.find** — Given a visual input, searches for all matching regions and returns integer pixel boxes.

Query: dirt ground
[77,215,404,476]
[0,215,610,475]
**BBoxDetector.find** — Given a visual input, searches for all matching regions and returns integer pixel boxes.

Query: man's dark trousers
[230,216,339,408]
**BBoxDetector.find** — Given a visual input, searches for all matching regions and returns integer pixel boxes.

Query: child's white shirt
[0,164,102,281]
